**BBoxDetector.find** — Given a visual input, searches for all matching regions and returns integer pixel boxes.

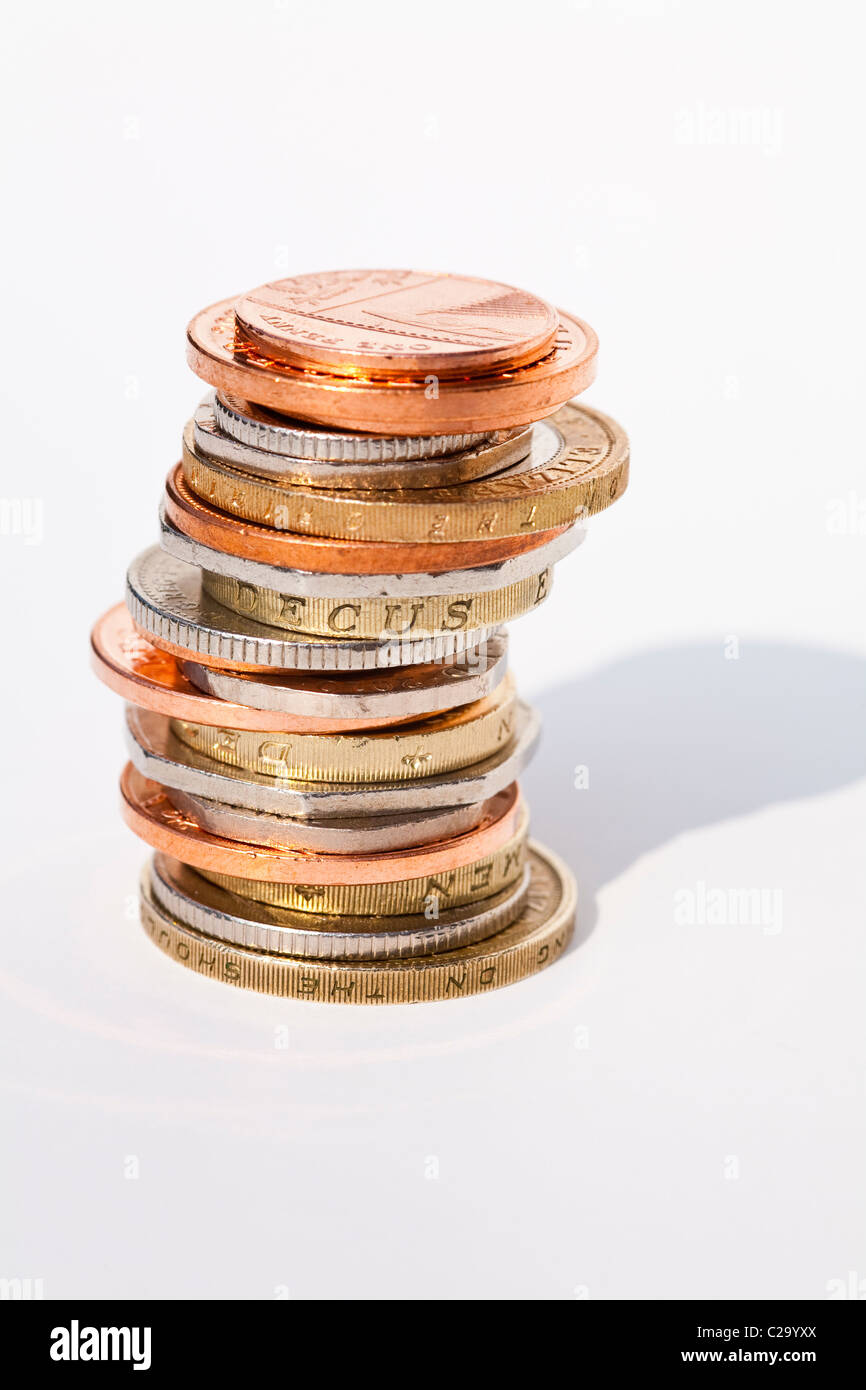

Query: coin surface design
[186,299,597,432]
[198,397,530,489]
[193,810,527,915]
[127,547,497,672]
[200,565,552,639]
[233,269,559,379]
[139,842,577,1002]
[160,510,583,599]
[119,762,524,898]
[148,854,531,960]
[163,465,573,575]
[181,403,628,541]
[167,675,516,784]
[214,392,489,461]
[124,701,539,818]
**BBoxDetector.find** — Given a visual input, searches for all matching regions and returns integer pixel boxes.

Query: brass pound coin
[198,808,528,915]
[181,402,628,542]
[149,853,531,961]
[201,567,552,640]
[168,674,516,784]
[140,842,577,1003]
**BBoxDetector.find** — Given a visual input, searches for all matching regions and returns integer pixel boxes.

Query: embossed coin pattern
[149,853,533,961]
[180,403,628,541]
[163,462,572,575]
[200,565,552,639]
[91,268,630,1000]
[186,298,598,432]
[167,674,517,785]
[139,843,576,1003]
[214,391,489,461]
[233,269,560,378]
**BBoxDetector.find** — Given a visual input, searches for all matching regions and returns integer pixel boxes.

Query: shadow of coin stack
[91,270,629,1004]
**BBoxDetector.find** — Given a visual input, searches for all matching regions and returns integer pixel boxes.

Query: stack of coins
[91,270,629,1004]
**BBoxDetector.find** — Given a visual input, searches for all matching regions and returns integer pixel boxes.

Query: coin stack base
[92,269,628,1003]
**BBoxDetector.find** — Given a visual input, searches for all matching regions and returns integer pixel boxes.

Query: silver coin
[159,508,584,600]
[213,391,490,463]
[127,548,497,672]
[181,633,506,719]
[196,396,531,489]
[167,786,487,853]
[125,702,540,818]
[145,855,532,961]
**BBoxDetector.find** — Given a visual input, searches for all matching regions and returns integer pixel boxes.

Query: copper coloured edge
[186,298,597,432]
[91,604,430,732]
[119,763,523,885]
[163,464,572,574]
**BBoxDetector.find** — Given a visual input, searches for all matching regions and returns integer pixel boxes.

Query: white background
[1,0,864,1299]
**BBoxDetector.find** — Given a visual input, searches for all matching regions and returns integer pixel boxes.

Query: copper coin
[119,763,522,886]
[234,269,559,379]
[163,465,571,575]
[186,299,597,433]
[90,604,430,733]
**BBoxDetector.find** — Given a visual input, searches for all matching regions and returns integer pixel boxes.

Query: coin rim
[198,397,531,488]
[119,760,523,887]
[123,701,540,817]
[214,391,489,460]
[166,786,488,854]
[180,402,628,542]
[148,853,532,960]
[126,546,497,673]
[91,604,444,733]
[159,508,583,599]
[163,463,573,574]
[178,633,508,721]
[166,673,516,784]
[186,298,598,433]
[138,842,577,1002]
[199,563,552,640]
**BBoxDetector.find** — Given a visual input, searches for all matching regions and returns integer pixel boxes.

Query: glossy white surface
[1,0,862,1299]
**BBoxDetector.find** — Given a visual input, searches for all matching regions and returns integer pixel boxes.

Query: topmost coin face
[233,270,559,380]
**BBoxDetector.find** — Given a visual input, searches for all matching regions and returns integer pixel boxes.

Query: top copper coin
[233,270,559,380]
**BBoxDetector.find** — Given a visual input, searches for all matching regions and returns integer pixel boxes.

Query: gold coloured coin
[139,842,577,1003]
[201,567,552,639]
[168,676,517,784]
[180,402,628,542]
[149,854,532,961]
[198,809,528,915]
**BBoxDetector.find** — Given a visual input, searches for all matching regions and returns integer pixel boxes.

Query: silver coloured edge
[167,786,487,854]
[212,391,490,463]
[124,702,541,817]
[146,856,531,961]
[126,546,497,671]
[158,507,584,599]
